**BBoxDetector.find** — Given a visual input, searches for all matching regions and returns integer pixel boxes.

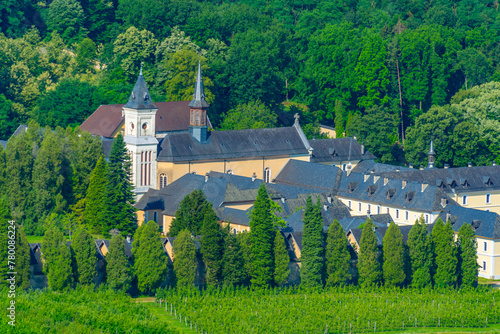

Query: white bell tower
[122,66,158,200]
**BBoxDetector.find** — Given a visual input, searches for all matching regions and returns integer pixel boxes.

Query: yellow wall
[220,221,250,233]
[164,242,174,262]
[137,211,145,225]
[289,237,301,259]
[451,190,500,215]
[157,155,310,187]
[319,126,336,138]
[163,215,175,235]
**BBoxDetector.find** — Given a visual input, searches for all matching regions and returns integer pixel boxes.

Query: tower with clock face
[122,67,159,199]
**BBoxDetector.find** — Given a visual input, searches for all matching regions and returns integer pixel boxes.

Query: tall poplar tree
[300,196,325,287]
[274,230,290,287]
[325,219,351,286]
[107,134,136,235]
[222,227,246,287]
[133,220,167,294]
[84,156,110,234]
[106,234,133,292]
[457,223,478,288]
[15,226,31,290]
[170,190,212,237]
[173,229,197,288]
[407,216,433,288]
[72,227,96,285]
[358,218,382,287]
[0,198,12,287]
[432,219,458,288]
[249,183,274,288]
[382,222,405,287]
[43,226,73,290]
[200,207,224,286]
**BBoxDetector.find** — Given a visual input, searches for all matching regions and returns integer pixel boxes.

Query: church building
[81,63,374,199]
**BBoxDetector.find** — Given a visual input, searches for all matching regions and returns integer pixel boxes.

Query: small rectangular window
[463,195,468,205]
[484,242,487,252]
[386,208,389,214]
[377,206,380,214]
[396,209,399,219]
[425,214,429,223]
[483,261,487,271]
[486,194,491,204]
[367,204,371,213]
[405,211,409,220]
[358,202,362,212]
[348,201,351,209]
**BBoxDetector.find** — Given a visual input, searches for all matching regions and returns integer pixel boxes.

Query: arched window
[159,173,168,189]
[264,167,271,183]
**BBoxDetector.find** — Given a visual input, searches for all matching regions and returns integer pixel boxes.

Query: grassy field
[134,298,196,334]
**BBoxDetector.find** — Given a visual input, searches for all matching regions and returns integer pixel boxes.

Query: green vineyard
[158,286,500,334]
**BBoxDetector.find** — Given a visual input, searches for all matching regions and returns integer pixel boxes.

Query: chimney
[419,165,424,170]
[421,182,428,192]
[327,194,332,204]
[396,168,400,172]
[444,164,449,169]
[468,162,472,167]
[361,143,365,155]
[409,164,413,169]
[493,161,497,166]
[205,173,209,182]
[252,172,257,182]
[126,235,131,243]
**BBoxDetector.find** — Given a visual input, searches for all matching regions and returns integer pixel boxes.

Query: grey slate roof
[309,137,377,163]
[188,62,209,109]
[157,126,310,162]
[370,165,500,194]
[0,140,6,149]
[273,159,343,191]
[351,160,412,174]
[123,71,157,110]
[436,204,500,239]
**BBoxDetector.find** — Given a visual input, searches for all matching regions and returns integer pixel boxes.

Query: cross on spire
[140,61,144,75]
[294,113,300,124]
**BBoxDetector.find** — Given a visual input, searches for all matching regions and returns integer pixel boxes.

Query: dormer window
[367,185,377,196]
[386,188,396,200]
[483,176,492,186]
[348,182,358,193]
[460,178,469,188]
[405,191,415,204]
[144,92,149,101]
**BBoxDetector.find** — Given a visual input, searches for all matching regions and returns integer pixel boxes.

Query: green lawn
[26,234,106,244]
[133,298,196,334]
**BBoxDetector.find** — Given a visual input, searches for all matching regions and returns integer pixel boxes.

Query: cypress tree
[358,218,382,287]
[43,226,73,290]
[170,189,212,237]
[300,196,324,287]
[72,227,96,285]
[0,144,6,194]
[236,230,252,285]
[222,227,246,287]
[432,219,458,288]
[15,227,31,290]
[133,220,167,294]
[249,183,275,288]
[457,223,478,288]
[200,207,224,286]
[274,230,290,286]
[325,219,351,286]
[107,134,136,235]
[407,216,433,288]
[84,156,110,234]
[0,198,12,287]
[173,229,197,288]
[382,222,405,287]
[106,234,133,291]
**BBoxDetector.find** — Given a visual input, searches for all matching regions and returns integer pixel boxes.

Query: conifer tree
[0,145,6,194]
[300,196,324,287]
[407,216,433,288]
[0,198,12,286]
[173,229,197,288]
[457,223,478,288]
[106,234,133,291]
[382,222,405,287]
[107,134,136,235]
[358,218,382,287]
[133,221,167,294]
[43,226,73,290]
[200,207,224,286]
[222,227,246,287]
[170,189,212,237]
[72,227,96,285]
[249,183,275,288]
[15,227,31,290]
[432,219,458,288]
[236,230,252,285]
[274,230,290,286]
[325,219,351,286]
[84,156,110,234]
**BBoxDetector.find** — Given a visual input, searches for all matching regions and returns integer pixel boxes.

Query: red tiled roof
[80,101,192,138]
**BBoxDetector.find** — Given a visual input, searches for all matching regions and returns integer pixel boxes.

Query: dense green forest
[2,0,500,166]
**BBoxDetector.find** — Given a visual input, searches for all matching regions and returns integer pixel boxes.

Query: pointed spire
[428,139,435,155]
[428,139,435,168]
[189,61,209,109]
[124,66,157,110]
